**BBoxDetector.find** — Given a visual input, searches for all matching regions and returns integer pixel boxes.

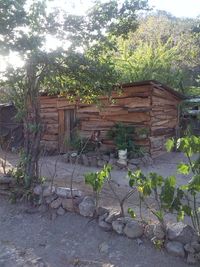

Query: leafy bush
[166,135,200,235]
[128,135,200,235]
[128,170,180,229]
[84,164,112,209]
[107,122,135,150]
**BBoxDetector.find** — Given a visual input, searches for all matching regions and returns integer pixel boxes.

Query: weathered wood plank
[43,124,59,134]
[58,109,65,152]
[81,120,115,131]
[152,88,180,102]
[77,106,99,113]
[40,108,57,113]
[112,97,150,108]
[57,100,75,109]
[152,96,178,106]
[40,113,58,123]
[40,140,58,150]
[41,134,58,141]
[151,127,175,136]
[128,107,151,113]
[106,112,150,123]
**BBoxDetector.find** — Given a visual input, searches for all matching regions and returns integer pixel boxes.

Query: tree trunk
[23,64,42,188]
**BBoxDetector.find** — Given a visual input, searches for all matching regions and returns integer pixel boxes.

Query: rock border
[0,177,199,266]
[61,151,153,170]
[33,184,200,265]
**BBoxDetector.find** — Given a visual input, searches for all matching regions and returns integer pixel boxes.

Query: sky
[149,0,200,18]
[51,0,200,18]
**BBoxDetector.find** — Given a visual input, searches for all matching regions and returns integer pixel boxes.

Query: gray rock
[61,198,74,211]
[112,218,126,234]
[109,153,115,159]
[137,238,143,246]
[123,221,144,239]
[79,196,95,217]
[108,158,117,165]
[153,224,165,240]
[45,194,57,204]
[166,241,185,258]
[43,185,55,197]
[57,207,65,216]
[99,213,108,222]
[167,222,196,244]
[191,241,200,252]
[98,220,112,231]
[184,243,195,254]
[33,185,43,195]
[97,159,106,168]
[50,197,62,209]
[105,211,120,223]
[127,163,137,171]
[55,187,82,198]
[99,242,110,254]
[144,224,154,240]
[187,253,198,265]
[116,161,127,169]
[128,158,141,165]
[102,155,110,162]
[62,153,69,163]
[69,152,78,164]
[97,206,109,216]
[82,154,89,166]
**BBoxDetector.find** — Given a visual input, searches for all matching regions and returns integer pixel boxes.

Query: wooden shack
[39,80,184,158]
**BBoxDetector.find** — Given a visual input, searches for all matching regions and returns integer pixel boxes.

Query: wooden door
[58,109,75,153]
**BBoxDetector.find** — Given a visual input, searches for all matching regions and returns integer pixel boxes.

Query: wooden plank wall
[76,86,152,152]
[150,86,180,158]
[40,96,59,152]
[39,84,181,157]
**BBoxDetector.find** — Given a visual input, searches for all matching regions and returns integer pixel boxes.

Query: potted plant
[107,123,134,165]
[135,127,149,139]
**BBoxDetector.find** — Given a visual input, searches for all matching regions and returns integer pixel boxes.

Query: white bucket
[117,149,127,165]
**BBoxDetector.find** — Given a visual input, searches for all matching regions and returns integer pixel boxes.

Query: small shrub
[84,164,112,210]
[107,122,135,151]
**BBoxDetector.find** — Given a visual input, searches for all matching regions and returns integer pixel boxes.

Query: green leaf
[127,208,136,218]
[182,205,192,216]
[177,210,185,222]
[177,163,190,175]
[154,210,164,221]
[149,172,163,188]
[165,138,175,152]
[168,176,176,187]
[180,184,189,190]
[129,178,135,187]
[143,182,152,196]
[160,176,176,207]
[188,174,200,191]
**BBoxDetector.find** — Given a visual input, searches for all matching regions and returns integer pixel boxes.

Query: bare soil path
[0,195,194,267]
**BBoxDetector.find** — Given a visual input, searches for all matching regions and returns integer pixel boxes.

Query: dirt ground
[0,195,195,267]
[0,151,193,220]
[0,151,195,266]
